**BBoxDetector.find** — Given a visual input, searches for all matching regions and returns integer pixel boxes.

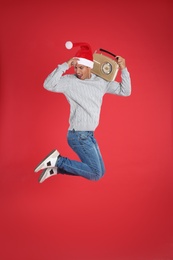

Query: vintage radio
[92,48,119,81]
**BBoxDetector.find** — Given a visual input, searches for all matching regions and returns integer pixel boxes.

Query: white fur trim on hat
[65,41,73,49]
[74,57,94,69]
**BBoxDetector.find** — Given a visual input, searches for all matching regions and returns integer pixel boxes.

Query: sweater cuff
[58,62,69,73]
[121,67,129,74]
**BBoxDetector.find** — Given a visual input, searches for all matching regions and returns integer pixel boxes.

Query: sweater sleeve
[43,62,69,93]
[105,68,131,96]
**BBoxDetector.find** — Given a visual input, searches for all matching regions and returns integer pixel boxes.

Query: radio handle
[99,48,117,58]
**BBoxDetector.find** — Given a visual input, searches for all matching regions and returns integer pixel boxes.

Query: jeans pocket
[79,132,89,140]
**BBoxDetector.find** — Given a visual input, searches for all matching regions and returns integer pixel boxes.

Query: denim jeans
[56,130,105,181]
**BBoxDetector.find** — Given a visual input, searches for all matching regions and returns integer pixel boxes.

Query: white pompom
[65,41,73,49]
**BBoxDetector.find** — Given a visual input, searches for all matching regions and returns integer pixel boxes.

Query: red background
[0,0,173,259]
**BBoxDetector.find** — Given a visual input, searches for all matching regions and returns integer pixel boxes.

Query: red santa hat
[65,41,94,68]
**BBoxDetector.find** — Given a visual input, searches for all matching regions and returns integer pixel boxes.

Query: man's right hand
[67,58,79,68]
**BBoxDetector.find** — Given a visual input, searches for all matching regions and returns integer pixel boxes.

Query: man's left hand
[116,56,126,70]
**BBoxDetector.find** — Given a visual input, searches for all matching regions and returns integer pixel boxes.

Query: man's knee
[93,169,105,181]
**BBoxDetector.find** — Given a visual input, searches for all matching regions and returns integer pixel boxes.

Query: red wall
[0,1,173,259]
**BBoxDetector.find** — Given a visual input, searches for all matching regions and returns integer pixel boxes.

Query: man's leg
[57,130,105,181]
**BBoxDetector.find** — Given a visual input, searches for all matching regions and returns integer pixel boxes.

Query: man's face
[74,63,91,80]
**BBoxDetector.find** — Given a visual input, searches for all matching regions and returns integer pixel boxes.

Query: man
[34,41,131,183]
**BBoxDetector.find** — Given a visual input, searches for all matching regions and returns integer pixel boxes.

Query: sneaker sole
[38,169,47,183]
[34,149,59,172]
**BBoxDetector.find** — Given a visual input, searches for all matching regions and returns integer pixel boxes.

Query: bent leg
[56,130,105,181]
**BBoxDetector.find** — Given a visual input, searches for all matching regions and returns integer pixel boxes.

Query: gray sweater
[44,62,131,131]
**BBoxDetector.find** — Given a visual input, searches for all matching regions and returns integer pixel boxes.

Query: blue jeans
[56,130,105,181]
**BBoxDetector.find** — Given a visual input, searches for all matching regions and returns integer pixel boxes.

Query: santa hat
[65,41,94,68]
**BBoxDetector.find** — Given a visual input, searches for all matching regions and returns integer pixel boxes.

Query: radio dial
[101,62,112,75]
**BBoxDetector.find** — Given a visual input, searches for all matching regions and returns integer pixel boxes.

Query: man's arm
[106,56,131,96]
[43,62,69,92]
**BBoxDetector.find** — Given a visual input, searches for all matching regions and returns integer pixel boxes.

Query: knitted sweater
[43,62,131,131]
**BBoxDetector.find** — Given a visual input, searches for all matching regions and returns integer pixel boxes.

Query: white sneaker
[38,167,58,183]
[34,149,59,173]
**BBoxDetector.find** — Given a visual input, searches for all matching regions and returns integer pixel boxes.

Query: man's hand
[67,58,79,68]
[116,56,126,70]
